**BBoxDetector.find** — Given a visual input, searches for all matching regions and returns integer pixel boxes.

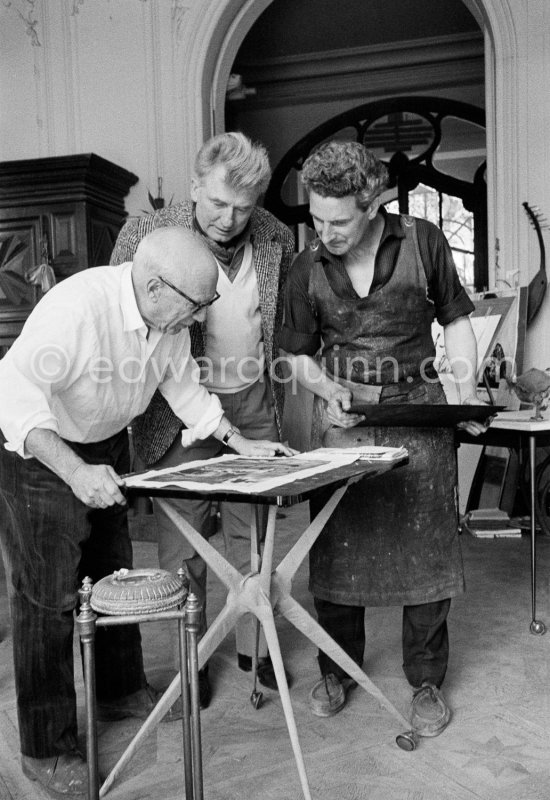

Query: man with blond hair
[111,132,295,704]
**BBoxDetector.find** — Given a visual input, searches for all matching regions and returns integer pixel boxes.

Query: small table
[458,409,550,635]
[102,455,413,800]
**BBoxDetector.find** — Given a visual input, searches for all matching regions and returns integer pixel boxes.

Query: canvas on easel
[449,286,529,514]
[432,287,528,406]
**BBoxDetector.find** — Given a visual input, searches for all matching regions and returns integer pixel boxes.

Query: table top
[125,457,407,507]
[456,408,550,448]
[490,409,550,432]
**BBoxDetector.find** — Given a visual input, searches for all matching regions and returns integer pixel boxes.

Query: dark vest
[308,216,436,385]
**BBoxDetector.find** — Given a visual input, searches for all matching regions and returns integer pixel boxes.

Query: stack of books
[314,445,408,462]
[463,508,522,538]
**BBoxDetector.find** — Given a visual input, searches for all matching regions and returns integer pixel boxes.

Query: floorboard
[1,504,549,799]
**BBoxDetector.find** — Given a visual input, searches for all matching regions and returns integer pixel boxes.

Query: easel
[457,286,528,513]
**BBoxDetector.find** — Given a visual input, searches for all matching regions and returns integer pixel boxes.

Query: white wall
[0,0,189,216]
[513,0,550,369]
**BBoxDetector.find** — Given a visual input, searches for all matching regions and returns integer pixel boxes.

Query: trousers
[152,377,278,661]
[314,596,451,689]
[0,430,145,758]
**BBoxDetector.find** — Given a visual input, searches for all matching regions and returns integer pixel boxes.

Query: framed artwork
[432,287,528,513]
[432,286,528,406]
[447,286,529,514]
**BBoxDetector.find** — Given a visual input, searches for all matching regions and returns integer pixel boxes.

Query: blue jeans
[0,430,145,758]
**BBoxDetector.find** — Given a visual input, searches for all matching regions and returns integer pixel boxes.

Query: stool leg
[178,612,194,799]
[250,618,263,709]
[77,578,100,800]
[250,506,263,708]
[186,594,203,800]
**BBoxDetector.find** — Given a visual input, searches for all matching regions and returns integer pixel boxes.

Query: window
[386,184,475,291]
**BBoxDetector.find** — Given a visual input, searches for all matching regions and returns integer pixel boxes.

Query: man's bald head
[133,227,218,293]
[132,227,219,334]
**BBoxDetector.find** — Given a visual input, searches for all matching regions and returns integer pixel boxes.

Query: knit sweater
[110,201,295,464]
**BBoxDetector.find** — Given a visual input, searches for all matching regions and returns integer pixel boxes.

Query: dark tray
[349,403,506,428]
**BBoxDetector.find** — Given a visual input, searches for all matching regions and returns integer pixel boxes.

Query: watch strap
[222,427,237,445]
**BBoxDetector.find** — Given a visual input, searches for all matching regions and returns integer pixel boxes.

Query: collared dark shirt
[280,210,475,357]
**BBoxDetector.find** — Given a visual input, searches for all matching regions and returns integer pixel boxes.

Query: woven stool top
[91,568,188,615]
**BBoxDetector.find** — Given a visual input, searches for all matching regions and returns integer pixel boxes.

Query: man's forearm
[212,416,237,442]
[24,428,85,484]
[285,354,340,401]
[444,316,479,402]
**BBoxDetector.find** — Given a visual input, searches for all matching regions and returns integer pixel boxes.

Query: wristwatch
[222,427,238,446]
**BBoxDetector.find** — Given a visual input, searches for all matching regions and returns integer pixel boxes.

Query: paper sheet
[124,446,408,494]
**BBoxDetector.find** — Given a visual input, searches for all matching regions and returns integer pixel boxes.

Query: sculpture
[507,368,550,420]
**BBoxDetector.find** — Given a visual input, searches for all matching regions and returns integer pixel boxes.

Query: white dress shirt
[0,263,223,457]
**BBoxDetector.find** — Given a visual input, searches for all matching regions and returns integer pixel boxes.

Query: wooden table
[102,455,414,800]
[458,409,550,635]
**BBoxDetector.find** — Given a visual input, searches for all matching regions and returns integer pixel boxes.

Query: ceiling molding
[231,32,484,109]
[236,31,484,81]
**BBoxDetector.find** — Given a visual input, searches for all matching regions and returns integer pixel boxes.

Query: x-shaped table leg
[101,481,412,798]
[101,497,312,798]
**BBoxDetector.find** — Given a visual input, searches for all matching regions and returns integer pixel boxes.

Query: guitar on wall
[522,201,548,326]
[465,203,549,516]
[520,201,550,538]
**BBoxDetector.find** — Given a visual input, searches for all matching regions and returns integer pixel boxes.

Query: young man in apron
[280,141,485,737]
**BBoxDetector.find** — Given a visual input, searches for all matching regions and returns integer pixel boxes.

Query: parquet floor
[1,504,550,800]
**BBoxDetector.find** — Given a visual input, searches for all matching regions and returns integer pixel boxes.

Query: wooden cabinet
[0,154,138,350]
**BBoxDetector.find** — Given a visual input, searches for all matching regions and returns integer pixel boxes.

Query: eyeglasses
[158,276,220,312]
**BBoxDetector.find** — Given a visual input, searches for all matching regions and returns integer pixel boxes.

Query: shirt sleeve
[0,299,85,457]
[279,249,322,356]
[157,340,224,445]
[0,359,60,457]
[417,219,475,325]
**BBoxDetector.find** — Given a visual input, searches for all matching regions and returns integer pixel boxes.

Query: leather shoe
[237,653,292,691]
[22,752,88,799]
[410,682,451,737]
[308,673,357,717]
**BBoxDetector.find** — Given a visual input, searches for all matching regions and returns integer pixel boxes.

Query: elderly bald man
[0,226,291,800]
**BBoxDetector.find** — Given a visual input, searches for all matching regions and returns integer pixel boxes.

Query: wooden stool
[76,567,203,800]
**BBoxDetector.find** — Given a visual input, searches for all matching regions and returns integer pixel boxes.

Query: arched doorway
[199,0,519,293]
[263,94,488,292]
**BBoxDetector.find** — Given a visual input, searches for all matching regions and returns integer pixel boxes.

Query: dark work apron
[308,216,464,607]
